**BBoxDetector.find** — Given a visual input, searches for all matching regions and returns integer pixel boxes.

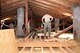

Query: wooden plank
[49,47,55,53]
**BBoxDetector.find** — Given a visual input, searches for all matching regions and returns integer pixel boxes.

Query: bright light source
[71,16,73,19]
[62,13,72,16]
[3,18,10,20]
[1,18,10,21]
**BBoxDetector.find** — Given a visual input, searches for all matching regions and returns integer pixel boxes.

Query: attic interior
[0,0,80,53]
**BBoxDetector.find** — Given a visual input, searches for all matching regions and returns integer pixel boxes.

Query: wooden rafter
[30,0,72,13]
[29,0,72,14]
[30,3,68,18]
[1,1,24,12]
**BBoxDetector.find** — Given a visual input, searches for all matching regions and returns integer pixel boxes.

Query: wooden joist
[18,47,77,53]
[17,40,77,48]
[65,47,75,53]
[49,47,55,53]
[20,47,25,52]
[59,47,68,53]
[41,47,44,53]
[30,47,33,53]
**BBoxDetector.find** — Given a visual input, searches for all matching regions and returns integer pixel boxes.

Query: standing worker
[41,14,53,39]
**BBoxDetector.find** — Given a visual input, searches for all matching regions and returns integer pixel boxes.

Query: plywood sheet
[0,29,18,53]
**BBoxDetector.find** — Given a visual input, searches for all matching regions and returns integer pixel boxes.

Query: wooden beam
[29,0,72,14]
[1,0,7,6]
[69,0,80,5]
[30,3,63,14]
[1,9,16,16]
[47,0,74,7]
[30,3,59,14]
[54,24,73,38]
[29,1,72,18]
[1,0,24,8]
[30,4,66,18]
[30,1,61,13]
[43,0,72,8]
[25,0,28,35]
[1,1,24,13]
[1,8,18,18]
[31,0,71,13]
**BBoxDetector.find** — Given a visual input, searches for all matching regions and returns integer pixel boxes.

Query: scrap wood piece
[54,24,73,38]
